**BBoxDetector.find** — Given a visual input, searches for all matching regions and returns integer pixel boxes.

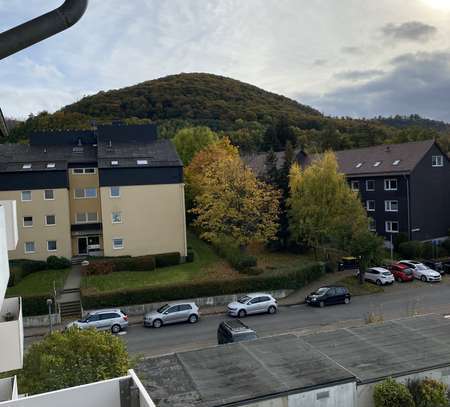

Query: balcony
[0,377,17,403]
[0,370,155,407]
[0,297,23,373]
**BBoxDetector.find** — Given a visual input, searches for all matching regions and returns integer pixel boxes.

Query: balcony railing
[0,297,23,373]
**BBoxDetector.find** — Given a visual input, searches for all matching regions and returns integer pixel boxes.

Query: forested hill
[7,73,450,153]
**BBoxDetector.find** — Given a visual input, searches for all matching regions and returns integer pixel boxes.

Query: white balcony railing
[0,297,23,373]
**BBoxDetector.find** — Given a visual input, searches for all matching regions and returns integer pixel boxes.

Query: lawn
[6,269,70,297]
[82,232,236,292]
[337,275,384,296]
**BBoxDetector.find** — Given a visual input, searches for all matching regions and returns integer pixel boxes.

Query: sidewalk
[24,270,354,338]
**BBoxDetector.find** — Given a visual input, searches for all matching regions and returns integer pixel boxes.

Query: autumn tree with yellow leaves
[187,138,280,248]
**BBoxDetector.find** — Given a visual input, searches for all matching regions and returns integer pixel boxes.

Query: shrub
[441,238,450,254]
[408,378,449,407]
[83,255,156,276]
[373,378,414,407]
[398,241,424,259]
[213,240,257,272]
[18,329,129,395]
[21,260,48,274]
[46,256,71,270]
[21,295,53,316]
[155,252,181,268]
[325,261,337,273]
[393,233,409,251]
[7,260,47,287]
[81,263,325,308]
[422,242,434,259]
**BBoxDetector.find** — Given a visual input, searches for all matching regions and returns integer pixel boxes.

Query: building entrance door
[78,237,88,255]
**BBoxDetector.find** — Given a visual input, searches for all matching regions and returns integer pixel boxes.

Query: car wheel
[344,298,350,304]
[421,276,427,282]
[268,305,277,314]
[376,279,382,286]
[188,314,198,324]
[111,324,121,334]
[153,319,163,328]
[238,309,247,318]
[319,301,325,308]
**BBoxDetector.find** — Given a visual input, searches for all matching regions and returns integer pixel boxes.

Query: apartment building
[0,124,187,261]
[245,140,450,242]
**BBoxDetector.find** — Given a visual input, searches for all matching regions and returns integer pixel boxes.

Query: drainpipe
[0,0,88,60]
[404,174,411,240]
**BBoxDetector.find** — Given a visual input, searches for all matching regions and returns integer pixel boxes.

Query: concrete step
[60,300,82,318]
[71,256,86,265]
[63,288,80,294]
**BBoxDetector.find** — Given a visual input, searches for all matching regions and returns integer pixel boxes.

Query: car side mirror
[163,311,169,315]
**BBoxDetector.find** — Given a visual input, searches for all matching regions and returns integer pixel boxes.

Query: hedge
[21,295,54,317]
[155,252,181,268]
[83,255,156,276]
[213,242,257,272]
[46,256,71,270]
[81,262,325,309]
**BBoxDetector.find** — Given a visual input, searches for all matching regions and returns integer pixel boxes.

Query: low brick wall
[23,313,60,328]
[85,289,294,317]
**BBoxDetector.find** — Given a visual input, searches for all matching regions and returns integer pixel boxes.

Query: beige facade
[0,189,71,260]
[100,184,187,257]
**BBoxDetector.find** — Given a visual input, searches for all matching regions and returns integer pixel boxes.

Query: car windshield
[382,272,391,276]
[157,304,170,313]
[235,332,257,341]
[404,268,413,275]
[238,296,251,304]
[416,264,428,270]
[315,288,329,296]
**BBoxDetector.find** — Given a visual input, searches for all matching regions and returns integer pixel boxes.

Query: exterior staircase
[57,265,83,319]
[71,256,86,265]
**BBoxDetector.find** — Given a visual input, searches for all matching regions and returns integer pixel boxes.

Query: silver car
[66,309,128,334]
[227,293,278,317]
[144,302,199,328]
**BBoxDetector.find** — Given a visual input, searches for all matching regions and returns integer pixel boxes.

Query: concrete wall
[357,367,450,407]
[0,189,71,261]
[100,183,187,257]
[0,378,14,403]
[0,298,23,373]
[86,289,293,317]
[0,201,18,251]
[245,382,357,407]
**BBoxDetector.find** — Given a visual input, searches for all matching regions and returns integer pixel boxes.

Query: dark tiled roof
[243,149,304,177]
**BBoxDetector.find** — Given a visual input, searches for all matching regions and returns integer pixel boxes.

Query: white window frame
[72,168,97,175]
[22,163,32,169]
[47,240,57,252]
[111,160,119,166]
[432,155,443,167]
[44,189,55,200]
[384,179,398,191]
[21,191,32,202]
[350,180,359,191]
[385,221,399,233]
[111,212,122,224]
[23,216,33,228]
[24,241,35,254]
[45,214,56,226]
[46,163,56,169]
[366,200,375,212]
[112,238,124,250]
[110,186,121,198]
[87,212,98,223]
[76,212,98,224]
[137,159,148,165]
[385,200,398,212]
[369,218,376,232]
[366,180,375,191]
[74,188,97,199]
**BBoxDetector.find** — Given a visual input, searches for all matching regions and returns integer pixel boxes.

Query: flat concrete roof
[301,314,450,384]
[136,334,355,407]
[136,315,450,407]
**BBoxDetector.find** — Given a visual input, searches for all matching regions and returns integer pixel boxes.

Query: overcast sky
[2,0,450,121]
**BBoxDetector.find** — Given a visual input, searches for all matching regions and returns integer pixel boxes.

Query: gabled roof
[330,139,436,176]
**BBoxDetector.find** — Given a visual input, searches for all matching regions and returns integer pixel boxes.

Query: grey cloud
[298,51,450,121]
[313,59,328,66]
[341,46,364,55]
[381,21,437,41]
[334,69,384,81]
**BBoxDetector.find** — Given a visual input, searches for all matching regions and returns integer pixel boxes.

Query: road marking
[118,331,127,335]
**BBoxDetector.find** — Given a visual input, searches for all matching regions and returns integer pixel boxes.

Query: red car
[388,263,414,282]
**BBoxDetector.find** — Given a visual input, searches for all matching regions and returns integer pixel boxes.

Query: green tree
[173,126,218,165]
[408,378,449,407]
[191,151,280,248]
[373,378,415,407]
[18,329,129,395]
[264,149,279,186]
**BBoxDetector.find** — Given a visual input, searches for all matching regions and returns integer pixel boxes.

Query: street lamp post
[47,298,53,333]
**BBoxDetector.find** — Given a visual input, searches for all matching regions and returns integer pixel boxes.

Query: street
[121,280,450,357]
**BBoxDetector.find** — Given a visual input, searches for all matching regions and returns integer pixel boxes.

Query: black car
[217,320,257,345]
[422,260,445,275]
[305,286,351,308]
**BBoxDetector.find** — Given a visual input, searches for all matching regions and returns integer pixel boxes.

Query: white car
[363,267,395,286]
[399,260,442,282]
[227,293,277,317]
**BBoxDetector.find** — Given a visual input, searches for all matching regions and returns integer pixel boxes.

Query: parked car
[66,309,128,333]
[227,293,277,317]
[399,260,442,282]
[305,286,351,307]
[144,302,199,328]
[422,259,445,275]
[217,319,257,344]
[388,263,414,282]
[361,267,394,286]
[338,256,359,271]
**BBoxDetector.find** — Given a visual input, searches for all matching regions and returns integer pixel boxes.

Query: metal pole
[0,0,88,60]
[390,234,394,261]
[47,299,53,333]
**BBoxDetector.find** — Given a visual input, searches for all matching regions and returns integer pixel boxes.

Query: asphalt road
[120,280,450,357]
